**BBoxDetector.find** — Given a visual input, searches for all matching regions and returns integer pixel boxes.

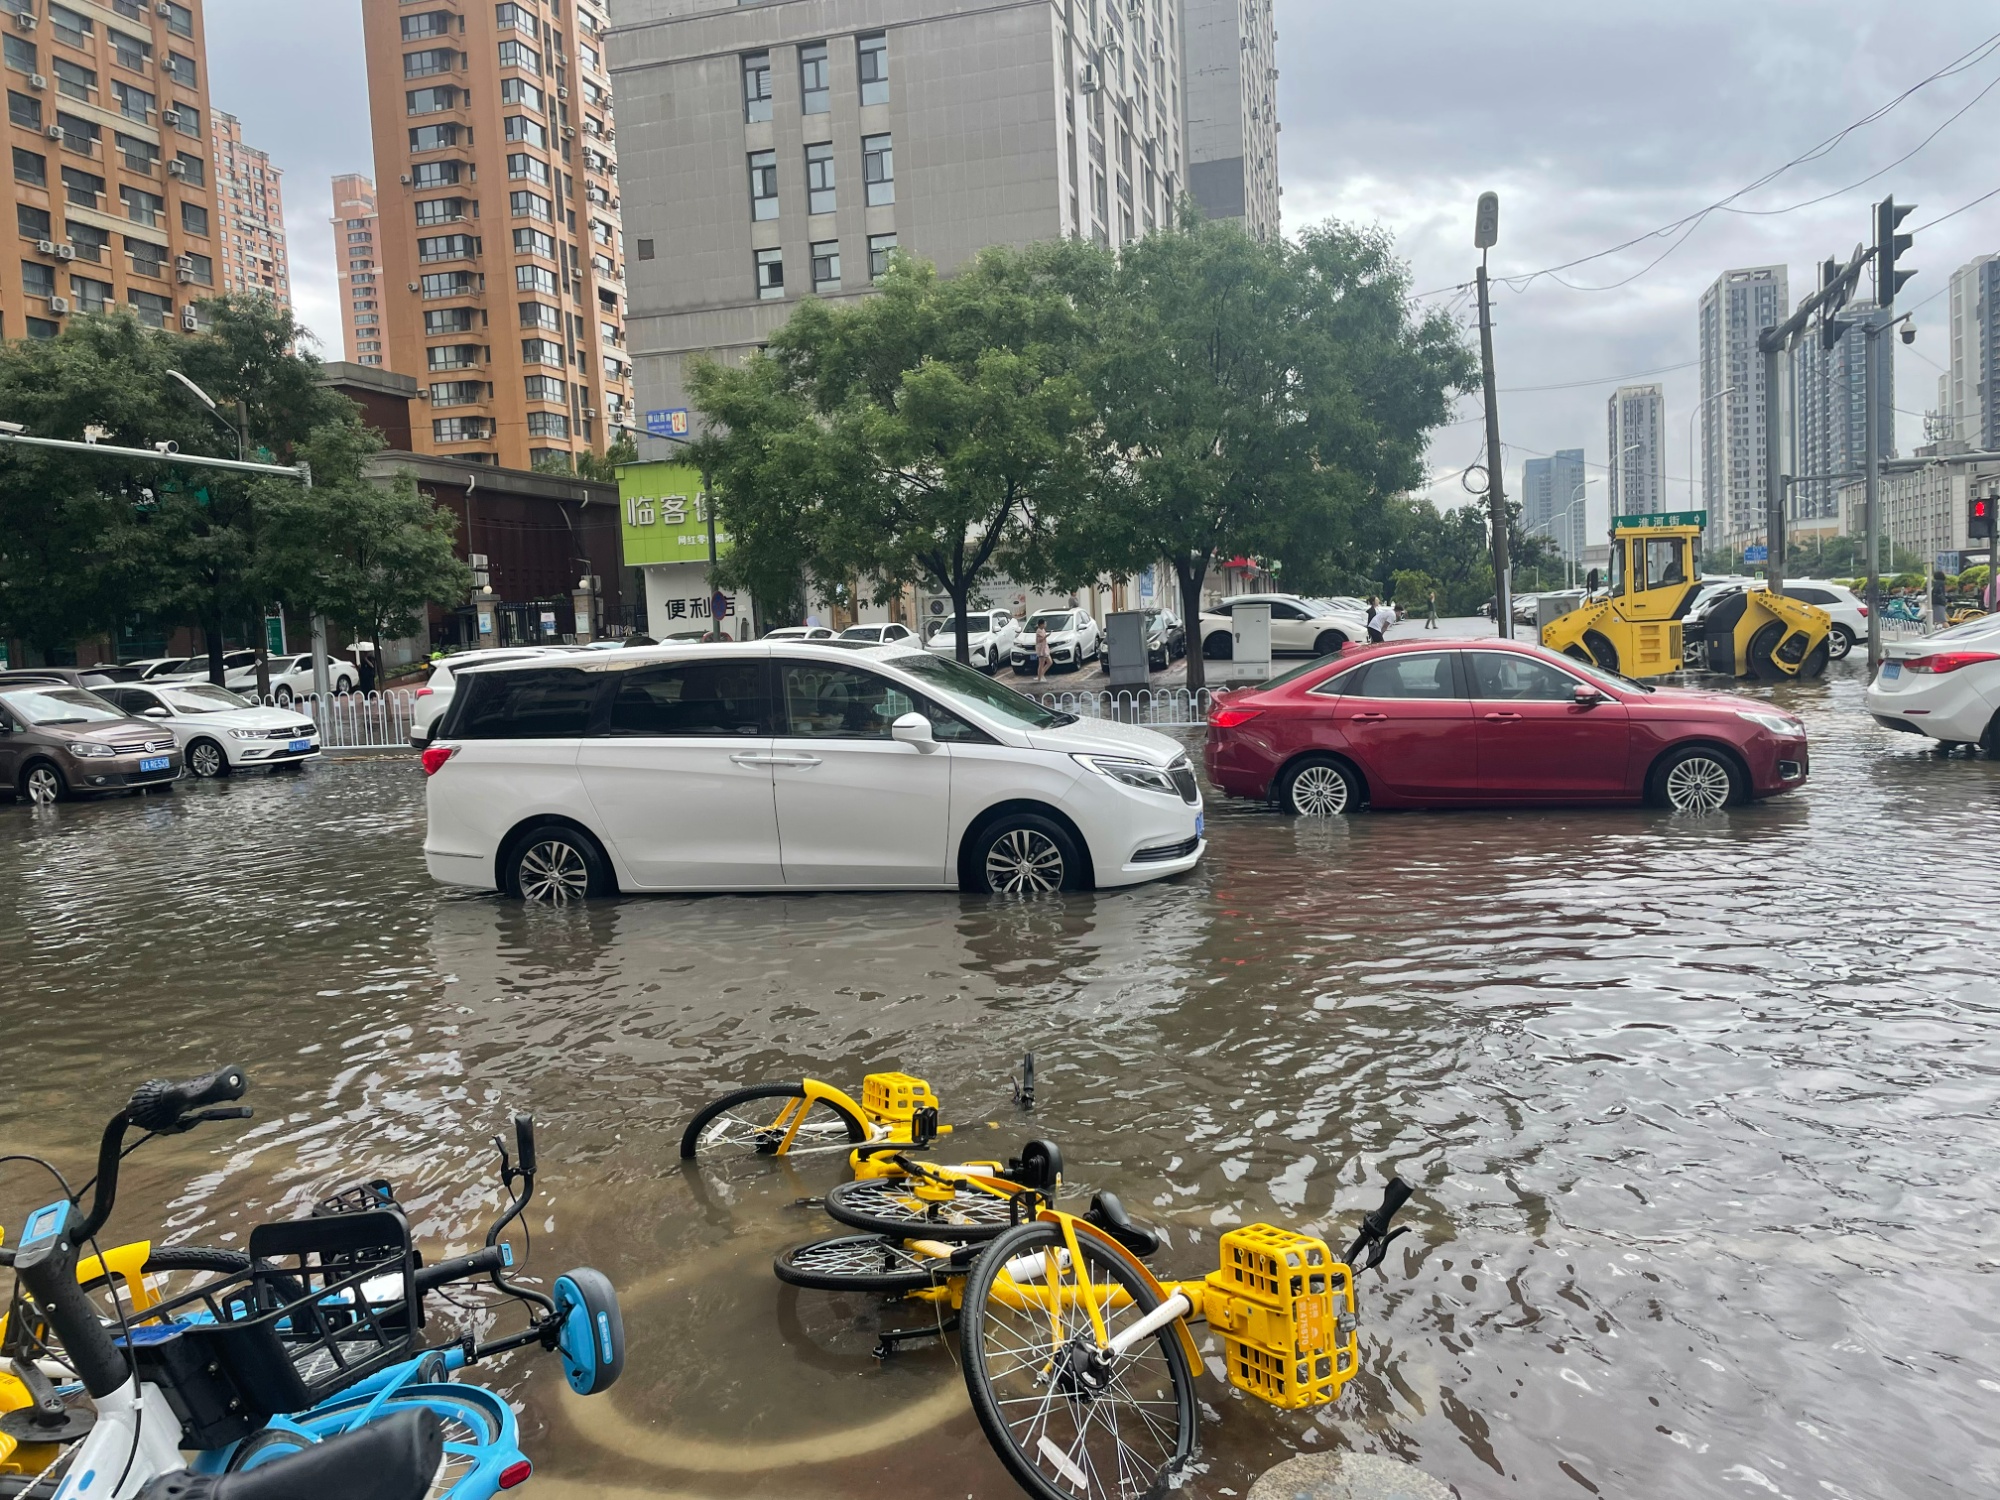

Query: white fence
[253,689,420,751]
[1028,687,1216,727]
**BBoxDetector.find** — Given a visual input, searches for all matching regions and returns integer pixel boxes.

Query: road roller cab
[1540,511,1831,681]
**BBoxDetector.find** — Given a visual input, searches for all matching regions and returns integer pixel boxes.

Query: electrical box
[1225,601,1272,683]
[1104,610,1150,689]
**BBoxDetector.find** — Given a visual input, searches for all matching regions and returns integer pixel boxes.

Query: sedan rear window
[453,668,598,738]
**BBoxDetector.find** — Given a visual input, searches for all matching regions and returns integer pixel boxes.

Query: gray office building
[1699,265,1790,543]
[1183,0,1278,240]
[1790,300,1893,531]
[1521,448,1586,562]
[1605,384,1667,518]
[1938,254,2000,448]
[607,0,1188,417]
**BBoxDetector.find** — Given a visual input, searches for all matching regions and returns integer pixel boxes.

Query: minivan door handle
[769,754,823,769]
[729,752,778,767]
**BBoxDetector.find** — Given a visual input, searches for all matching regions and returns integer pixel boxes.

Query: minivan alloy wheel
[1664,754,1732,812]
[518,838,592,903]
[984,828,1065,894]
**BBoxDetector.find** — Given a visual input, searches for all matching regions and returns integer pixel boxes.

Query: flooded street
[2,657,1996,1500]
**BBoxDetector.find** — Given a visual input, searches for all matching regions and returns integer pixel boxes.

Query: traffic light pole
[1476,258,1512,639]
[1863,322,1883,668]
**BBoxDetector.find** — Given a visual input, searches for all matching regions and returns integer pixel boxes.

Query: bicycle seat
[1083,1192,1160,1258]
[134,1408,442,1500]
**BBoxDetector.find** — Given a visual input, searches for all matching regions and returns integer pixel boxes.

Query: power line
[1910,181,2000,233]
[1498,360,1698,394]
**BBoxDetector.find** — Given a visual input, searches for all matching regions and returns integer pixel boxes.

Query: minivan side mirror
[891,712,937,752]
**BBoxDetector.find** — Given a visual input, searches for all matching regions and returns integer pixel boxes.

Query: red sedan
[1204,638,1810,815]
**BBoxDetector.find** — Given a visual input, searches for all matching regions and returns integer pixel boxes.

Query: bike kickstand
[872,1316,959,1361]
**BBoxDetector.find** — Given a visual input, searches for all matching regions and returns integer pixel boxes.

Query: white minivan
[420,643,1205,901]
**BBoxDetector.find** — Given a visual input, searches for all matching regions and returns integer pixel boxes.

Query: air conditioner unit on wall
[45,123,62,138]
[1080,64,1101,93]
[14,11,37,29]
[55,244,74,260]
[34,238,55,255]
[48,295,70,313]
[28,72,44,89]
[182,306,199,330]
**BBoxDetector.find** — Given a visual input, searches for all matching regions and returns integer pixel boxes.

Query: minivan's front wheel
[505,821,613,903]
[966,815,1085,895]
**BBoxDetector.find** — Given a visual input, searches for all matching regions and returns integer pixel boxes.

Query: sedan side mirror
[142,705,170,718]
[1573,684,1605,706]
[891,711,938,752]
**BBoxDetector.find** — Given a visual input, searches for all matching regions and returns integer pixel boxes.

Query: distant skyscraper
[1699,266,1789,542]
[1940,254,2000,448]
[1183,0,1279,240]
[1606,384,1667,518]
[1521,448,1586,562]
[330,174,381,366]
[1790,300,1894,530]
[213,112,291,310]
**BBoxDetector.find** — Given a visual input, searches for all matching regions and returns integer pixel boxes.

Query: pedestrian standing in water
[1931,569,1948,631]
[1425,590,1439,629]
[1034,619,1052,681]
[1365,596,1386,644]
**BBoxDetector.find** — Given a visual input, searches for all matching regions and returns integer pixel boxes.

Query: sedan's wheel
[1312,629,1348,655]
[1826,625,1855,660]
[1280,756,1361,817]
[1202,631,1233,660]
[968,815,1084,895]
[186,739,229,779]
[273,685,294,706]
[1653,748,1738,812]
[507,824,611,904]
[21,761,65,806]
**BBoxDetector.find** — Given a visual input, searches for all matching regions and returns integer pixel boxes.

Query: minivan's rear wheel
[20,760,66,806]
[967,815,1085,896]
[1651,747,1739,812]
[505,822,612,903]
[1279,756,1361,817]
[187,738,229,778]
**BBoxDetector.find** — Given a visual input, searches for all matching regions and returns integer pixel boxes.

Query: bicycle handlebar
[513,1113,536,1177]
[126,1065,248,1134]
[1344,1176,1414,1271]
[413,1244,509,1295]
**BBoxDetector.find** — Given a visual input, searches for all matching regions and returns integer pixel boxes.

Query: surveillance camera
[1900,324,1916,346]
[153,439,179,455]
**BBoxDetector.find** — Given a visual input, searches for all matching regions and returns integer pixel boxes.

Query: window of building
[603,354,625,382]
[434,416,494,443]
[509,189,551,221]
[527,411,570,439]
[3,34,31,74]
[406,85,460,115]
[53,58,95,102]
[858,33,889,106]
[126,288,172,326]
[742,52,771,123]
[24,316,57,338]
[70,273,111,312]
[417,232,476,262]
[800,41,829,114]
[181,251,211,285]
[513,226,555,258]
[421,270,474,298]
[425,306,476,334]
[524,374,565,402]
[516,263,555,294]
[346,230,372,245]
[68,222,106,261]
[495,2,532,32]
[404,47,458,79]
[411,160,460,189]
[174,150,204,186]
[61,165,102,209]
[522,336,564,366]
[110,29,151,72]
[402,11,453,41]
[124,237,166,277]
[500,76,542,110]
[507,152,549,184]
[180,201,207,236]
[505,114,547,148]
[862,134,893,205]
[805,141,835,215]
[754,245,783,300]
[868,231,896,281]
[519,300,560,329]
[16,203,48,239]
[415,197,466,224]
[166,101,197,137]
[48,4,91,50]
[21,258,54,299]
[810,239,839,292]
[497,40,539,74]
[430,380,486,407]
[7,90,37,131]
[748,149,778,220]
[13,148,44,188]
[160,1,191,39]
[410,123,462,153]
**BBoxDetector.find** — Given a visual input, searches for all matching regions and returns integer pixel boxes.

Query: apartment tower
[212,109,288,307]
[330,172,383,364]
[1520,448,1586,562]
[1,0,220,338]
[606,0,1187,416]
[360,0,634,469]
[1790,300,1893,532]
[1698,265,1789,543]
[1182,0,1277,240]
[1605,383,1666,518]
[1938,253,2000,448]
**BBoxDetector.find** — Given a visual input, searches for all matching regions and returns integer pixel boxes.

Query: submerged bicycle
[0,1066,624,1499]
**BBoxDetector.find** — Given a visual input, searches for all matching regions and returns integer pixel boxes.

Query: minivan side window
[606,661,772,736]
[453,668,598,738]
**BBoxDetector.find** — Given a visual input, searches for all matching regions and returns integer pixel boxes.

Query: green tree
[575,431,638,482]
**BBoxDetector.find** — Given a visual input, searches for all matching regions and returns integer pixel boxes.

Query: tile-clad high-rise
[1789,300,1893,530]
[1939,253,2000,449]
[1182,0,1277,241]
[360,0,634,469]
[1699,265,1789,543]
[606,0,1186,417]
[330,172,382,364]
[211,109,288,307]
[1,0,220,338]
[1606,383,1666,518]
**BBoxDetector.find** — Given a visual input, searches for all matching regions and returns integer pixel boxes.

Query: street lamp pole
[1689,385,1736,514]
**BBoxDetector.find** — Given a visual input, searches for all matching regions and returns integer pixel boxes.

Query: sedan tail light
[1857,604,1869,617]
[414,685,433,698]
[1208,707,1263,728]
[420,744,459,775]
[1904,651,2000,675]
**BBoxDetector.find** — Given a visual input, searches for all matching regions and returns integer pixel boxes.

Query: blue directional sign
[645,408,691,439]
[1743,545,1769,563]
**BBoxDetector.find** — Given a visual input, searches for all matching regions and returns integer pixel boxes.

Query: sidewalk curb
[1247,1452,1456,1500]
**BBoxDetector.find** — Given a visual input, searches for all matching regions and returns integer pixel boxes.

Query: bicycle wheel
[824,1176,1020,1243]
[774,1234,964,1293]
[678,1082,868,1161]
[961,1221,1197,1500]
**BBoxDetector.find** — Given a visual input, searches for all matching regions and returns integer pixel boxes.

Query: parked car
[1773,579,1868,660]
[1008,609,1102,674]
[162,649,259,684]
[925,610,1021,672]
[1160,610,1187,660]
[122,657,194,681]
[409,647,571,745]
[218,652,359,704]
[1864,611,2000,752]
[1204,637,1810,816]
[92,681,320,778]
[1093,610,1174,671]
[765,626,838,641]
[420,643,1204,900]
[838,622,918,645]
[1196,594,1366,660]
[0,667,121,690]
[0,680,181,804]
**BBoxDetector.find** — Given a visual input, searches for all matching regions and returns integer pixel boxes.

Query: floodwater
[1,659,1996,1500]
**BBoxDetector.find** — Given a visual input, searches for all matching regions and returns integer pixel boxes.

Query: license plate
[139,756,170,773]
[1195,814,1204,837]
[288,738,313,753]
[1879,661,1901,681]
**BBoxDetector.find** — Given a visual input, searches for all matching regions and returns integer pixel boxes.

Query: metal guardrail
[1028,687,1216,727]
[250,689,420,751]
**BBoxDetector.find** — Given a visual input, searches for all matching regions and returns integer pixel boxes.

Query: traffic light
[1819,256,1850,350]
[1971,494,1996,540]
[1875,196,1916,309]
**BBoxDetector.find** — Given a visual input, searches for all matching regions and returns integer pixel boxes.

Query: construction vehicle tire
[1801,640,1829,678]
[1747,622,1790,681]
[1582,631,1619,674]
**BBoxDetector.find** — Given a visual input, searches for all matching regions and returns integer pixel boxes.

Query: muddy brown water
[2,659,1996,1499]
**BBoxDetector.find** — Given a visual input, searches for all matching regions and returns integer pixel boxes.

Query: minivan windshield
[885,652,1073,728]
[0,685,128,725]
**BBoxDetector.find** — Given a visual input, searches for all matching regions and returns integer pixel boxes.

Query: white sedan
[1864,612,2000,752]
[839,622,918,645]
[765,626,838,641]
[1196,594,1366,660]
[226,652,359,703]
[94,682,321,778]
[1008,609,1101,674]
[925,610,1020,671]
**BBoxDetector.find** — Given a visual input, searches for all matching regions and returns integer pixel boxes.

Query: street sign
[1938,551,1964,575]
[264,614,286,655]
[645,408,691,439]
[1612,510,1708,530]
[1743,545,1769,564]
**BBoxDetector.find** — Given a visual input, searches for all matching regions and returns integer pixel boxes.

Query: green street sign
[1612,510,1708,531]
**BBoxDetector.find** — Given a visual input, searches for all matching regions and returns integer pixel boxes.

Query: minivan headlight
[67,741,117,758]
[1072,754,1177,794]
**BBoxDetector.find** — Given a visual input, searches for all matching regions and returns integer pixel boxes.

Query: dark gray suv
[0,678,182,804]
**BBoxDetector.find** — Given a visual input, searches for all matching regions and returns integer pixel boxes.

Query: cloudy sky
[210,3,1999,539]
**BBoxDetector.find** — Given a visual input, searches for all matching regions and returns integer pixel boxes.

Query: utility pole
[1474,192,1511,637]
[1865,196,1917,669]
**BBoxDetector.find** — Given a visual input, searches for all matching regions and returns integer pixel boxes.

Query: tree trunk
[203,616,226,686]
[949,578,972,665]
[1178,557,1210,693]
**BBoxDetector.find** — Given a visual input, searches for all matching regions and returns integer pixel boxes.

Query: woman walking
[1425,590,1439,629]
[1034,618,1052,681]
